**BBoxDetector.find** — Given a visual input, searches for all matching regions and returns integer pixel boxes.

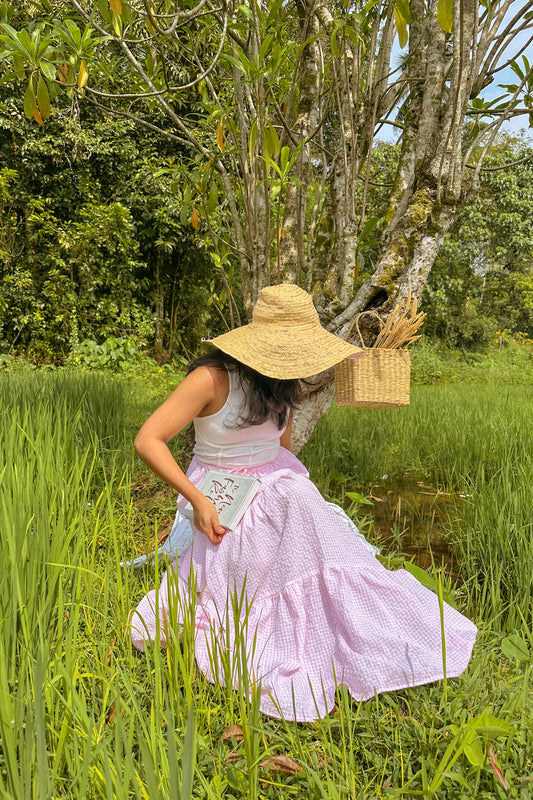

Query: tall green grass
[301,384,533,489]
[300,384,533,631]
[0,371,531,798]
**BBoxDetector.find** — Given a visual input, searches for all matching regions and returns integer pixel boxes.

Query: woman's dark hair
[188,349,300,430]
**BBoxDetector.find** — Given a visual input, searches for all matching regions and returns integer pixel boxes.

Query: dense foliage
[0,0,532,363]
[1,0,532,366]
[0,90,220,362]
[423,136,533,349]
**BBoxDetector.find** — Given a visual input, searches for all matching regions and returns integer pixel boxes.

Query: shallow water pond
[338,479,467,573]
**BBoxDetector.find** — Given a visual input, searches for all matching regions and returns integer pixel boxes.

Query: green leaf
[280,145,290,174]
[359,215,379,241]
[180,204,191,225]
[207,181,218,214]
[97,0,113,23]
[222,52,247,74]
[225,48,255,78]
[393,7,408,48]
[463,734,484,766]
[263,122,280,159]
[37,74,51,119]
[345,491,373,505]
[0,26,33,61]
[403,561,439,593]
[13,54,24,77]
[181,704,196,799]
[501,633,530,664]
[237,3,253,20]
[48,80,60,101]
[262,156,282,176]
[17,29,35,60]
[64,19,82,48]
[474,712,513,737]
[330,474,347,484]
[0,23,19,40]
[266,0,283,26]
[395,0,412,24]
[345,25,362,49]
[437,0,453,34]
[40,61,55,82]
[259,33,274,64]
[511,60,525,80]
[331,26,341,58]
[248,117,257,163]
[24,79,34,119]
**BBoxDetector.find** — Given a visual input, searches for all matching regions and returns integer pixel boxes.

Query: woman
[131,284,477,722]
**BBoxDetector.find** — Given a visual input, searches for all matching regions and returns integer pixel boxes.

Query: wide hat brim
[209,321,360,379]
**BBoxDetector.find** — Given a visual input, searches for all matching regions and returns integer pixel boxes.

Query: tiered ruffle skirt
[131,448,476,721]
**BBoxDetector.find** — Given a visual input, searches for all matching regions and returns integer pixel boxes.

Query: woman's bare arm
[134,366,226,545]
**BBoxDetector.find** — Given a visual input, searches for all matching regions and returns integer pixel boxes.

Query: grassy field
[0,370,532,799]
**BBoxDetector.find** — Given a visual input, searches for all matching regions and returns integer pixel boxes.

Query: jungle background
[1,107,532,369]
[1,0,533,377]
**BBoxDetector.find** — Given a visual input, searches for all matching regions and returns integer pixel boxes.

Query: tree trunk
[292,381,334,455]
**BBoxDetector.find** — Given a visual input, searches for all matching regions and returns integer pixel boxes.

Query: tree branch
[465,152,533,171]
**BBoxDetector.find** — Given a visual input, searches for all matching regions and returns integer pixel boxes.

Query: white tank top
[193,369,286,467]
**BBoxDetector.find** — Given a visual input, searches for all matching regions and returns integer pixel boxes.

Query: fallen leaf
[259,755,303,775]
[224,751,241,763]
[221,724,244,742]
[108,703,116,726]
[488,746,508,791]
[315,752,332,769]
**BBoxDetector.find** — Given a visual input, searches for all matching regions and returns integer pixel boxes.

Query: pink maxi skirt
[131,448,477,721]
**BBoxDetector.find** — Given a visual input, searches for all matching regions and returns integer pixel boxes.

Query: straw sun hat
[208,284,361,379]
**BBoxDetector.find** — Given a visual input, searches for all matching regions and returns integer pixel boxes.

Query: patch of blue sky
[375,4,532,143]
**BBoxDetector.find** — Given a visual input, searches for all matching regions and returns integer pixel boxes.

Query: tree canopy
[2,1,532,319]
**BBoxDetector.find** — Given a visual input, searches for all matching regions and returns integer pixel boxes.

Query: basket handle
[353,310,384,350]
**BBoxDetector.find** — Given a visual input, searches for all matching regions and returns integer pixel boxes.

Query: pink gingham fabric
[131,448,477,721]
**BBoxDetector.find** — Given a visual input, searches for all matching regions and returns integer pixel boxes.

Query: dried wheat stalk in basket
[372,289,426,349]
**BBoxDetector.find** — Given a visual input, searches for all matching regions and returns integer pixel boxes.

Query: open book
[183,471,261,531]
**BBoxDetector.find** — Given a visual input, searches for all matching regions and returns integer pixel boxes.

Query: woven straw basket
[334,348,411,408]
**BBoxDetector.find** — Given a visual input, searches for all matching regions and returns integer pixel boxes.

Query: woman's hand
[193,496,226,545]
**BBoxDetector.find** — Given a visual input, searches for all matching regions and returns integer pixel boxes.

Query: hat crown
[252,284,318,326]
[208,283,359,378]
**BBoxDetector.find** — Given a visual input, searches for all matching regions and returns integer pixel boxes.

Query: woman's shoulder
[189,363,230,388]
[190,364,230,417]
